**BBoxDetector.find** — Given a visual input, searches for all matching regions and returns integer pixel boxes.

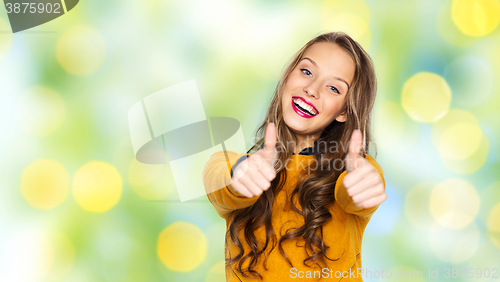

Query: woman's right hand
[230,123,279,198]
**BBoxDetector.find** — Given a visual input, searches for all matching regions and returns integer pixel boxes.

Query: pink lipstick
[291,96,318,118]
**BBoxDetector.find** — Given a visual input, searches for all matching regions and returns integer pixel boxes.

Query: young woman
[203,31,386,281]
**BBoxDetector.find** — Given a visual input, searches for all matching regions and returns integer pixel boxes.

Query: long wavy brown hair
[225,31,377,279]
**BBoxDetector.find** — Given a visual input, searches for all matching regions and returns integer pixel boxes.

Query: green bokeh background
[1,0,499,281]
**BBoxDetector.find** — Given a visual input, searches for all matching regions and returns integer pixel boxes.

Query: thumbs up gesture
[231,123,279,198]
[342,130,386,209]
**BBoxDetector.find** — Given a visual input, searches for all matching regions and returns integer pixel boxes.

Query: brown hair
[225,31,377,279]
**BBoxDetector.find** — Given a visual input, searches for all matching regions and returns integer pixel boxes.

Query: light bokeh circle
[2,229,48,281]
[432,109,489,174]
[157,221,207,272]
[41,232,75,281]
[72,161,122,213]
[479,182,500,223]
[322,0,371,20]
[428,223,480,263]
[451,0,500,37]
[487,203,500,248]
[429,178,480,229]
[432,110,480,147]
[466,240,500,281]
[321,13,372,51]
[21,159,69,209]
[205,261,226,282]
[321,0,372,50]
[437,0,478,47]
[17,86,65,137]
[401,72,452,123]
[56,25,107,76]
[440,134,489,174]
[1,229,75,281]
[438,123,483,160]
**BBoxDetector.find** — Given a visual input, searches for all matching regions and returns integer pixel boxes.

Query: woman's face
[282,42,355,140]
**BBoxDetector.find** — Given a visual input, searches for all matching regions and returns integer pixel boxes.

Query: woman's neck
[292,134,320,154]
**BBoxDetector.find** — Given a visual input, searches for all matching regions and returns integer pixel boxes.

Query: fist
[231,123,279,198]
[342,130,386,209]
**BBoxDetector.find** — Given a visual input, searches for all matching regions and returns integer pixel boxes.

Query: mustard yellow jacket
[203,150,385,282]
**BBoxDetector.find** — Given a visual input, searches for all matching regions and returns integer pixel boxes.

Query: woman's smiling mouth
[291,96,319,118]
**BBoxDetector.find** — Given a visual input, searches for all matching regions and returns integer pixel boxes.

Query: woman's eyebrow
[301,57,350,90]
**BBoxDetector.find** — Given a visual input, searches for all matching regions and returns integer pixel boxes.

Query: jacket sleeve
[231,155,249,177]
[334,155,385,221]
[202,150,260,220]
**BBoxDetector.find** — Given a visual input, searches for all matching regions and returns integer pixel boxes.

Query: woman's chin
[284,117,312,133]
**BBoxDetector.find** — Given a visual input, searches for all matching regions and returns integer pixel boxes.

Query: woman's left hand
[342,130,387,209]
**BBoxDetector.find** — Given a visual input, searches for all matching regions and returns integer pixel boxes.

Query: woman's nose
[304,83,319,98]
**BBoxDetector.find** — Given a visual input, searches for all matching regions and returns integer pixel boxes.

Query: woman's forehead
[303,42,352,63]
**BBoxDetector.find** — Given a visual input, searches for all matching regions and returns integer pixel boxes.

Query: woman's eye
[329,86,340,94]
[300,68,312,76]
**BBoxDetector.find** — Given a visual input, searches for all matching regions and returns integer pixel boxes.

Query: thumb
[345,129,363,172]
[263,122,278,164]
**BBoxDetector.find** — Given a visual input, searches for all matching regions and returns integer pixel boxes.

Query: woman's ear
[335,110,347,122]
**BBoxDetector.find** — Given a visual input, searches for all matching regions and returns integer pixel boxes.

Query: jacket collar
[293,146,314,155]
[256,144,315,155]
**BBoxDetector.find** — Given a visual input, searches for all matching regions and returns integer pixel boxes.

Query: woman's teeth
[293,98,318,116]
